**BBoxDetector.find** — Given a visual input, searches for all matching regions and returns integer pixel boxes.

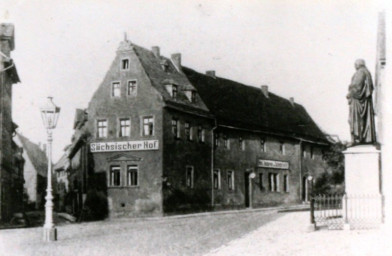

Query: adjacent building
[0,23,24,221]
[14,134,48,210]
[56,39,330,218]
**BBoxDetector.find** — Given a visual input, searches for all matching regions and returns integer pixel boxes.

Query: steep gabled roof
[130,44,211,115]
[183,67,328,144]
[16,133,48,177]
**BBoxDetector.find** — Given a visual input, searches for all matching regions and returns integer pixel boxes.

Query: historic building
[14,134,48,210]
[56,39,330,218]
[0,23,24,221]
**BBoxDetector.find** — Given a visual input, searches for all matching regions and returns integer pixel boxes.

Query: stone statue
[347,59,376,145]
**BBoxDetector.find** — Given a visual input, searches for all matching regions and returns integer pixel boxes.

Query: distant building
[14,134,48,210]
[56,39,330,218]
[0,23,24,221]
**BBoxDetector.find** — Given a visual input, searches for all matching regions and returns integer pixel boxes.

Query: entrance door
[244,172,250,207]
[302,176,309,202]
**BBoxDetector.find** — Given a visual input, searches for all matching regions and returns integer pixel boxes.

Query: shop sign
[90,140,159,152]
[257,159,289,169]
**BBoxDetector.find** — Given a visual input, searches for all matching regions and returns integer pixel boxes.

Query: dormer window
[161,60,169,72]
[184,90,197,103]
[165,84,178,99]
[121,58,129,70]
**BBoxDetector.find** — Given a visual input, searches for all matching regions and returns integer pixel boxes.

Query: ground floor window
[186,166,194,188]
[227,170,234,190]
[213,169,221,189]
[127,165,138,186]
[110,166,121,186]
[268,173,279,192]
[283,174,289,192]
[259,173,264,191]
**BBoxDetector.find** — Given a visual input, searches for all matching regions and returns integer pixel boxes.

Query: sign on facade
[257,159,289,169]
[90,140,159,152]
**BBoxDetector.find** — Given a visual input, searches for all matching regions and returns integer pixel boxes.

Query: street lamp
[307,175,313,202]
[40,96,60,242]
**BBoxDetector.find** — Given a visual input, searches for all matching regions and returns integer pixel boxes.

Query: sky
[2,0,385,161]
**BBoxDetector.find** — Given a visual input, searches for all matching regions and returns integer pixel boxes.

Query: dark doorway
[302,176,308,202]
[244,172,250,207]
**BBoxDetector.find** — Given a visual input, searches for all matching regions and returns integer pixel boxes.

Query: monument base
[343,145,383,228]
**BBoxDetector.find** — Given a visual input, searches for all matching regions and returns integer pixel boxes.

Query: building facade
[57,39,330,218]
[14,134,48,210]
[0,23,24,222]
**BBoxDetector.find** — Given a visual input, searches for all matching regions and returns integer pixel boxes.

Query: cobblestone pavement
[204,211,392,256]
[0,209,280,256]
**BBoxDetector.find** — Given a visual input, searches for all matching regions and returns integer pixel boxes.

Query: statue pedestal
[343,145,383,229]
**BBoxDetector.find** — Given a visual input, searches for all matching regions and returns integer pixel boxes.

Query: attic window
[121,59,129,70]
[166,84,178,99]
[184,90,196,103]
[161,60,169,72]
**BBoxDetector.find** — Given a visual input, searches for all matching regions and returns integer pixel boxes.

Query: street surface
[0,209,279,256]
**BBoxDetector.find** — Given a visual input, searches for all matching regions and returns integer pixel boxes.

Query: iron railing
[310,194,383,230]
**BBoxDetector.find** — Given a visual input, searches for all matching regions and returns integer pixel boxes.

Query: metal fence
[311,194,344,230]
[310,194,383,230]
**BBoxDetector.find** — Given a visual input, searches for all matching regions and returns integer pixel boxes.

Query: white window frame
[111,81,121,97]
[186,165,194,188]
[97,119,108,138]
[109,166,121,187]
[172,119,180,139]
[121,58,130,70]
[126,165,138,187]
[119,118,131,137]
[127,80,137,96]
[185,122,191,141]
[142,116,154,136]
[224,136,230,149]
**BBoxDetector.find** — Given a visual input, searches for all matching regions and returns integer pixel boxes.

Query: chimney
[152,46,160,58]
[289,97,295,106]
[171,53,182,72]
[206,70,216,79]
[261,85,269,98]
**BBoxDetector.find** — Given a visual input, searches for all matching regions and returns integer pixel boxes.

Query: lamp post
[307,175,313,202]
[249,171,256,208]
[40,96,60,242]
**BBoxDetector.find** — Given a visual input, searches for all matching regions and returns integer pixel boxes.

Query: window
[223,136,230,149]
[119,119,131,137]
[127,80,137,96]
[185,90,196,102]
[189,126,194,141]
[197,126,205,143]
[191,91,196,103]
[97,119,108,138]
[121,58,129,70]
[213,169,221,189]
[185,122,191,140]
[172,85,178,99]
[142,116,154,136]
[172,119,180,139]
[259,173,264,190]
[214,133,220,147]
[283,174,289,192]
[112,82,121,97]
[239,137,245,151]
[268,173,279,192]
[126,165,138,186]
[186,166,194,188]
[260,138,266,152]
[227,170,234,190]
[110,166,121,186]
[279,142,285,155]
[310,147,314,159]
